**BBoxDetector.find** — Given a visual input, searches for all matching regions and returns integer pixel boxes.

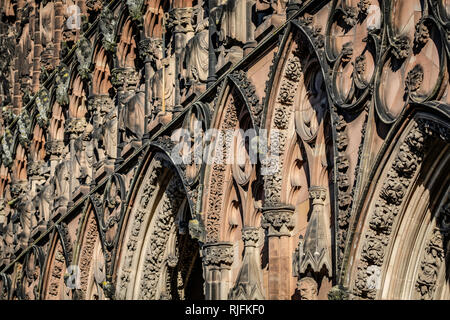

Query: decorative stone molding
[342,6,358,28]
[261,205,295,237]
[353,119,449,299]
[392,36,411,60]
[229,70,262,127]
[414,19,430,48]
[229,227,265,300]
[414,199,449,300]
[117,158,163,299]
[415,227,445,299]
[293,186,332,276]
[405,65,424,94]
[78,212,99,296]
[137,177,185,300]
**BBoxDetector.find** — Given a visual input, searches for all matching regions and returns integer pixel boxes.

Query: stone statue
[17,192,36,248]
[103,111,118,160]
[183,18,209,96]
[34,181,53,224]
[119,84,145,142]
[73,125,94,186]
[150,55,176,114]
[54,161,70,210]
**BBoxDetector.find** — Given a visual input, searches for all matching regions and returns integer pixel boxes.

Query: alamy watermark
[169,121,282,175]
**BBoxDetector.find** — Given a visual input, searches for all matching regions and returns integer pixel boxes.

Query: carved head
[297,276,318,300]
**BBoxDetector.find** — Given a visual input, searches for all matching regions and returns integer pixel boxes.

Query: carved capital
[88,94,114,117]
[111,68,139,91]
[261,205,295,237]
[242,227,260,247]
[309,186,327,206]
[45,140,65,159]
[65,118,88,139]
[138,38,163,62]
[27,160,47,179]
[167,7,196,33]
[202,242,234,269]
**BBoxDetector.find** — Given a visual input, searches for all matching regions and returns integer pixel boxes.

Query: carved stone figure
[183,19,209,95]
[119,84,146,142]
[297,277,318,300]
[53,161,70,211]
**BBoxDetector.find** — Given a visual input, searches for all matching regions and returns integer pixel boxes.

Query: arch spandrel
[345,111,450,300]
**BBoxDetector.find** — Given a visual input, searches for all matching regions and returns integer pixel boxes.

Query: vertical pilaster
[262,204,295,299]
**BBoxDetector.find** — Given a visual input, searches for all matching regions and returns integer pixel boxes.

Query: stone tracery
[0,0,448,301]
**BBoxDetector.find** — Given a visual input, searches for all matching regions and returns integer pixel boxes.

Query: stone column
[54,1,63,65]
[202,242,234,300]
[262,204,295,299]
[32,2,41,93]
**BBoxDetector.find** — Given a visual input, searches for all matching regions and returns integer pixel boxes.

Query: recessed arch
[345,110,450,300]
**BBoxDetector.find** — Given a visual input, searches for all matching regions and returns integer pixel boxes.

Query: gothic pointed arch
[344,108,450,300]
[40,223,73,300]
[114,149,204,300]
[71,200,107,300]
[260,22,335,299]
[200,71,265,300]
